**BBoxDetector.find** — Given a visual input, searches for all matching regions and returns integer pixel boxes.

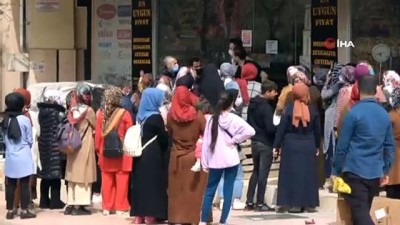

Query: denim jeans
[201,165,238,224]
[217,164,243,199]
[246,141,273,204]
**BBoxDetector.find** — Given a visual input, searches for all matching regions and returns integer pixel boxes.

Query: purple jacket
[201,111,255,169]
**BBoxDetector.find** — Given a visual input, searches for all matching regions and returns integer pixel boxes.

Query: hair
[261,80,278,95]
[163,56,176,65]
[65,90,74,110]
[233,47,246,60]
[196,96,214,114]
[209,91,234,153]
[229,37,243,48]
[358,75,378,96]
[189,57,201,66]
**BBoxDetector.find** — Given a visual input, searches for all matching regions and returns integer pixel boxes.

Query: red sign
[117,29,132,40]
[97,4,117,20]
[324,38,336,50]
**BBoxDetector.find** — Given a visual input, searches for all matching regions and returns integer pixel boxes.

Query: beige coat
[65,107,97,185]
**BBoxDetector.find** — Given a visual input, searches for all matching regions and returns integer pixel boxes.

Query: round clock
[372,44,391,63]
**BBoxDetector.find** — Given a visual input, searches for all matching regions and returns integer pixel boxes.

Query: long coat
[65,107,97,185]
[166,112,208,224]
[388,110,400,185]
[37,103,66,180]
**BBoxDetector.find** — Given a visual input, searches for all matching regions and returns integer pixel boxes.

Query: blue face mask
[172,64,179,73]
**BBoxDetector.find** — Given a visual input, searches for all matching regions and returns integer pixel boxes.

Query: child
[191,97,214,172]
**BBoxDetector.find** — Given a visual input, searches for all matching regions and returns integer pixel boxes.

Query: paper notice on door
[375,208,387,220]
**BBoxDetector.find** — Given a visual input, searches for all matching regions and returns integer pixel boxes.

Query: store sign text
[97,4,117,20]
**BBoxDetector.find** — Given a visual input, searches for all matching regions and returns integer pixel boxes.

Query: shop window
[157,0,310,81]
[351,0,400,73]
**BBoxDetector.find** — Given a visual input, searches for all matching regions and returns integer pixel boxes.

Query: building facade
[0,0,398,110]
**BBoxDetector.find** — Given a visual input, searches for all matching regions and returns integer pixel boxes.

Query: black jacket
[37,103,66,180]
[247,96,276,146]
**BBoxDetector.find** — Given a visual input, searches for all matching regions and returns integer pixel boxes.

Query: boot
[20,210,36,219]
[49,179,65,209]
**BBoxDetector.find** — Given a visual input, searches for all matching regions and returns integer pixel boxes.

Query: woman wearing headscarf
[37,90,66,209]
[3,93,36,219]
[383,70,400,110]
[130,88,169,224]
[167,86,209,224]
[321,64,345,179]
[175,72,199,105]
[64,84,97,216]
[11,88,38,210]
[197,63,225,107]
[95,86,133,216]
[385,87,400,199]
[273,83,321,213]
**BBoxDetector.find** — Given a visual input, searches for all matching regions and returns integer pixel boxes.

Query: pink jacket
[194,114,212,159]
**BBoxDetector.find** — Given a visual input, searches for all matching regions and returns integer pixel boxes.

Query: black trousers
[342,172,380,225]
[40,179,62,205]
[6,176,30,210]
[92,154,102,194]
[246,141,273,205]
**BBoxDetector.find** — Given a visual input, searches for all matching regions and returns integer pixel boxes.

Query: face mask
[195,68,202,76]
[228,49,234,57]
[224,77,232,86]
[172,64,179,73]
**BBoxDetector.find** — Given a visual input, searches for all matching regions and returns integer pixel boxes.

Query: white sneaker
[92,194,102,204]
[232,199,246,210]
[116,210,129,217]
[103,210,110,216]
[191,161,201,172]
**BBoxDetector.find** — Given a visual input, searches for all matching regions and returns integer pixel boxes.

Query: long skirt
[277,133,319,208]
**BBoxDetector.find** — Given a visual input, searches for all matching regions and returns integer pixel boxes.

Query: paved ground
[0,193,336,225]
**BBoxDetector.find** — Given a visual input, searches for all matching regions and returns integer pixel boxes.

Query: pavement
[0,188,337,225]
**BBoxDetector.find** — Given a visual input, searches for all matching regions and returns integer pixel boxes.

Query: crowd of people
[1,37,399,225]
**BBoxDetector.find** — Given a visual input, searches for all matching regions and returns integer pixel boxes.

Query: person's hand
[380,176,389,187]
[316,148,320,156]
[202,168,209,173]
[330,175,338,183]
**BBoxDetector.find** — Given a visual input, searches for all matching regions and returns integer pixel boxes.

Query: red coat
[95,109,133,172]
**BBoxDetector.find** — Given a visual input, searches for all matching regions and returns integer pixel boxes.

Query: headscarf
[340,65,355,84]
[169,86,198,123]
[220,63,237,78]
[175,73,195,90]
[67,84,91,125]
[42,89,63,105]
[326,63,345,89]
[2,93,25,141]
[292,71,311,86]
[76,83,92,106]
[287,66,299,81]
[197,63,225,107]
[291,83,311,127]
[103,86,123,122]
[14,88,32,125]
[390,87,400,109]
[136,88,165,124]
[383,70,400,94]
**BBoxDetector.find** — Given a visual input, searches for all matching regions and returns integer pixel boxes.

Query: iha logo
[324,38,355,49]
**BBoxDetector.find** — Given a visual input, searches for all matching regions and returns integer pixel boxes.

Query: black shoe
[64,206,74,215]
[50,200,66,209]
[20,210,37,219]
[79,206,92,213]
[254,204,274,212]
[244,203,254,211]
[72,207,92,216]
[6,210,16,220]
[39,197,50,209]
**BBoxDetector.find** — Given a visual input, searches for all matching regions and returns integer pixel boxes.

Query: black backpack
[103,109,125,158]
